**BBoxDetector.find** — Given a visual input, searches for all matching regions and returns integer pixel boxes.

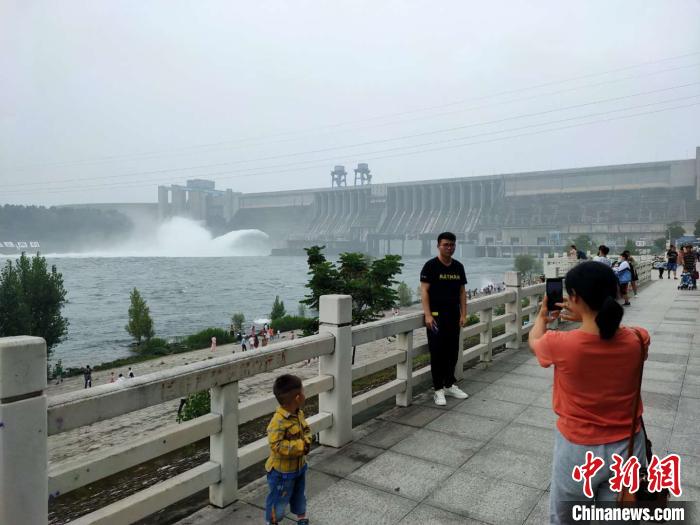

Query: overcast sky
[1,1,699,206]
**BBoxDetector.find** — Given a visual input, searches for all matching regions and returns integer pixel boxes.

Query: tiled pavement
[179,277,699,524]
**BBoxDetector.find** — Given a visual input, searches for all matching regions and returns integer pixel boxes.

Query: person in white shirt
[592,245,612,267]
[613,253,632,306]
[117,373,126,383]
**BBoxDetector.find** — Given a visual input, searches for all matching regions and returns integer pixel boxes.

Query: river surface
[47,255,513,367]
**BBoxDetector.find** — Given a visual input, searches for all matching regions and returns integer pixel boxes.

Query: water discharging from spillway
[45,217,270,257]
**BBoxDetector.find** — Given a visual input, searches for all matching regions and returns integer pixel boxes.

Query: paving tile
[647,353,690,365]
[492,423,555,456]
[378,404,445,428]
[461,367,506,383]
[391,427,481,466]
[681,382,700,399]
[492,373,552,392]
[245,469,341,510]
[451,394,528,421]
[641,405,677,430]
[306,479,415,525]
[348,450,455,501]
[531,389,554,409]
[524,490,550,525]
[677,396,700,421]
[398,503,488,524]
[642,391,680,412]
[644,424,673,455]
[358,421,416,449]
[461,443,552,490]
[312,442,384,478]
[510,363,554,379]
[428,470,541,525]
[642,378,683,397]
[427,411,509,441]
[514,405,558,430]
[643,367,687,383]
[476,383,542,405]
[669,434,700,458]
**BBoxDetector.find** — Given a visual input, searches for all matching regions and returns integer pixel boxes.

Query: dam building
[157,149,700,257]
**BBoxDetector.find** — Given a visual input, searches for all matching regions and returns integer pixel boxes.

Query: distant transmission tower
[354,163,372,186]
[331,165,347,187]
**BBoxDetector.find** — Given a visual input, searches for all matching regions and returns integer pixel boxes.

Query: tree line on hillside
[0,205,133,250]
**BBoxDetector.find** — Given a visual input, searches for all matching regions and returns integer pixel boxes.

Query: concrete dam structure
[157,148,700,257]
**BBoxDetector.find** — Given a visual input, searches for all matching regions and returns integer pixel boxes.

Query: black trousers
[426,308,461,390]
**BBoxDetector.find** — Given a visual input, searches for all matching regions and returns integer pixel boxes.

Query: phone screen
[546,278,564,311]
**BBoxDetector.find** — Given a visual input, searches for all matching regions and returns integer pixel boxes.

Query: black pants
[426,308,461,390]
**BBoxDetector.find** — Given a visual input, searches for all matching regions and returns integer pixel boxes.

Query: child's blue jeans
[265,466,307,523]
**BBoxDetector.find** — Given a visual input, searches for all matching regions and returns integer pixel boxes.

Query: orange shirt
[532,326,650,445]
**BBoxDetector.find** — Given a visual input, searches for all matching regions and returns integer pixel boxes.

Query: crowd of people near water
[237,324,282,352]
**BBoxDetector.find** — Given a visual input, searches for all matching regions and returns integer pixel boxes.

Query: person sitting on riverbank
[265,374,312,525]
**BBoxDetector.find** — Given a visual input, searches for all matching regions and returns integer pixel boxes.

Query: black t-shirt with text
[420,257,467,312]
[667,249,678,263]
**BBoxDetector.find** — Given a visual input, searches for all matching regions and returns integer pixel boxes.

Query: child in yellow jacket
[265,374,313,525]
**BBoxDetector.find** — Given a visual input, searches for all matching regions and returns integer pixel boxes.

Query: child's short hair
[273,374,303,405]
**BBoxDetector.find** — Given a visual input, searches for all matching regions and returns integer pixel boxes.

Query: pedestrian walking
[128,367,135,378]
[529,261,650,524]
[54,359,64,385]
[420,232,469,406]
[109,371,115,383]
[681,244,697,289]
[614,252,632,306]
[666,245,679,279]
[211,336,217,352]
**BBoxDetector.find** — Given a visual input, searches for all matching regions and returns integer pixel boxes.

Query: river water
[47,255,513,367]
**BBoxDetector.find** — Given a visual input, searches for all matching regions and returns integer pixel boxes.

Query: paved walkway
[180,276,699,525]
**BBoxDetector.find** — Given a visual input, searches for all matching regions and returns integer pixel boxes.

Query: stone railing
[544,254,654,283]
[0,272,544,525]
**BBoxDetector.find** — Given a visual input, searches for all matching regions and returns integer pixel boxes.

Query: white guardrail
[0,260,652,524]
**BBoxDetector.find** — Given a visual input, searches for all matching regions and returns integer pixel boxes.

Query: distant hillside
[0,205,134,252]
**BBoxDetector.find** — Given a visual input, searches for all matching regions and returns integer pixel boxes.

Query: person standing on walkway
[592,245,612,267]
[128,367,135,379]
[83,365,92,388]
[666,244,679,279]
[420,232,469,406]
[614,252,632,306]
[528,261,650,524]
[681,244,697,289]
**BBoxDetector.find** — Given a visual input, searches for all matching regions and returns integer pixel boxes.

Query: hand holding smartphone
[546,278,564,311]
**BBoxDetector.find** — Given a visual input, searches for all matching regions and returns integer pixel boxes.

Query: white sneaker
[444,385,469,399]
[433,389,447,406]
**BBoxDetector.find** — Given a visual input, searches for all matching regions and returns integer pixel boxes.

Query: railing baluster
[505,271,523,349]
[318,295,353,448]
[395,330,414,407]
[209,380,239,507]
[0,336,48,525]
[479,308,493,364]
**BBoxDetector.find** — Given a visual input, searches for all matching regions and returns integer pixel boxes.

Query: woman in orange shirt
[529,261,650,524]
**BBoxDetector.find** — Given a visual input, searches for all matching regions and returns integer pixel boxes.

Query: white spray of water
[46,217,271,257]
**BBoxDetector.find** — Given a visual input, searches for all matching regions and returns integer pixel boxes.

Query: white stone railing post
[318,295,353,448]
[209,380,239,507]
[479,308,493,364]
[395,330,414,407]
[0,336,48,525]
[454,322,466,381]
[504,271,523,349]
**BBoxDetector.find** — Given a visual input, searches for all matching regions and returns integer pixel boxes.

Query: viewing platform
[1,259,697,524]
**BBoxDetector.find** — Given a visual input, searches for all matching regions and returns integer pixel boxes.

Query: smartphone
[546,278,564,311]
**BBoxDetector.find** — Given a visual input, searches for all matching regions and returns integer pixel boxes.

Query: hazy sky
[2,1,700,206]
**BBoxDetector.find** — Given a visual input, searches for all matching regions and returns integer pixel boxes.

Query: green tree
[0,252,69,358]
[513,254,542,279]
[176,390,210,423]
[623,239,639,255]
[397,282,413,307]
[667,221,685,240]
[125,288,154,345]
[230,312,245,333]
[653,238,667,253]
[302,246,403,325]
[571,234,595,255]
[270,295,286,321]
[694,218,700,237]
[297,302,307,318]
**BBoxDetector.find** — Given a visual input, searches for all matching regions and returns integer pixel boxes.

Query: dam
[157,148,700,257]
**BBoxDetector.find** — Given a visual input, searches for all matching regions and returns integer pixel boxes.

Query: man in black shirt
[420,232,469,406]
[666,245,678,279]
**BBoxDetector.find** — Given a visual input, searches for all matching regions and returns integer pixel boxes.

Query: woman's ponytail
[595,296,623,340]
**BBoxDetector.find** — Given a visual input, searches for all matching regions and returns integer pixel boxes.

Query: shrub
[177,390,210,423]
[138,337,169,355]
[184,328,234,349]
[271,315,310,333]
[397,282,413,307]
[270,295,286,321]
